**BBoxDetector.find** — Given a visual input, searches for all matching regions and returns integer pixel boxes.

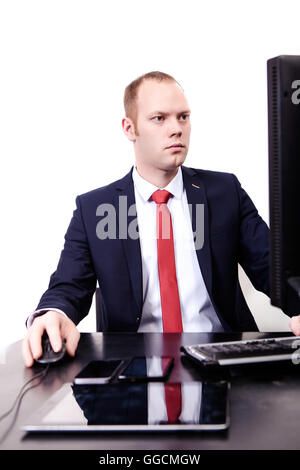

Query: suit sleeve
[34,196,97,325]
[232,175,270,297]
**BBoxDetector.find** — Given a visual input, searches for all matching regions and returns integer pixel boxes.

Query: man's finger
[28,319,45,359]
[290,316,300,336]
[22,337,34,368]
[46,321,63,353]
[64,327,80,357]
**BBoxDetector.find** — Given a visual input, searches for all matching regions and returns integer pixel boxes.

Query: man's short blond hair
[123,71,181,135]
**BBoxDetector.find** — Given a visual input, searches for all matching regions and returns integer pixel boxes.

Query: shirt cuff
[26,308,68,328]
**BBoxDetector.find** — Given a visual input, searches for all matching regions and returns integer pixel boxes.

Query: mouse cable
[0,364,50,444]
[0,364,50,424]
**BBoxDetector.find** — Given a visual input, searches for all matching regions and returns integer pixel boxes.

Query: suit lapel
[114,167,143,312]
[182,166,213,298]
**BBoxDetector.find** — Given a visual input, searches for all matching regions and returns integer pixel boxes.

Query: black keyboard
[181,336,300,367]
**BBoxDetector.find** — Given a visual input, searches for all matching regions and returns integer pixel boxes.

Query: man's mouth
[165,143,184,149]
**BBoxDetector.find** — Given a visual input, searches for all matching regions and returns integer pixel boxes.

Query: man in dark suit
[22,71,300,367]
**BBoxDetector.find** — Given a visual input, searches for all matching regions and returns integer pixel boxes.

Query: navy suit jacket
[36,166,271,332]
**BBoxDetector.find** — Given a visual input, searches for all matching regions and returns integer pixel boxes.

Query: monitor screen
[267,55,300,315]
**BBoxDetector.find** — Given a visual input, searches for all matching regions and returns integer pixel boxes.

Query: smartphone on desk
[117,356,174,382]
[74,359,126,384]
[74,356,175,384]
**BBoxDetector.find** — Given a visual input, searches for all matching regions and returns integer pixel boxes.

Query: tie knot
[151,189,172,205]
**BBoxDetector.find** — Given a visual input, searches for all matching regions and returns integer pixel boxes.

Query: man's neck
[135,164,180,189]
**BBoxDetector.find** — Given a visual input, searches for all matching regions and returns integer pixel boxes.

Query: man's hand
[22,310,80,367]
[290,315,300,336]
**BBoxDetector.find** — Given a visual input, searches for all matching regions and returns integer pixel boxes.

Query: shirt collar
[132,165,183,202]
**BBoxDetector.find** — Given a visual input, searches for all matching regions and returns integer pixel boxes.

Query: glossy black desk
[1,331,300,450]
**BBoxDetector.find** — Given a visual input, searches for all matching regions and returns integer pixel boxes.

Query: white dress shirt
[27,165,224,332]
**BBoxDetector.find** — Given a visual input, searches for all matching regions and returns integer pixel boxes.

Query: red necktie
[151,190,183,333]
[152,190,183,423]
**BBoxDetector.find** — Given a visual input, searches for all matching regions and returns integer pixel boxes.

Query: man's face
[132,79,191,173]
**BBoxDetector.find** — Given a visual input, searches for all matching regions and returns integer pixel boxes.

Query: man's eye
[180,114,189,120]
[153,116,164,121]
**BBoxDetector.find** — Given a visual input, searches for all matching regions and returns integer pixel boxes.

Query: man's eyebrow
[149,109,191,116]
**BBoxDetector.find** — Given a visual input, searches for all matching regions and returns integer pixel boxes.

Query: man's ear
[122,117,137,142]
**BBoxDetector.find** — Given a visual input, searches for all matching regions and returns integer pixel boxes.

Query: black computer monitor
[267,55,300,316]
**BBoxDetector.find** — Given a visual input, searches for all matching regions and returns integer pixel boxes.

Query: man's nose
[168,118,182,137]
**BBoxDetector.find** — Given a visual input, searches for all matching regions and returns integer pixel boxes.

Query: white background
[0,0,297,355]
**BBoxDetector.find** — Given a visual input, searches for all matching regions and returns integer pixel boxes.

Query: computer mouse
[35,332,67,364]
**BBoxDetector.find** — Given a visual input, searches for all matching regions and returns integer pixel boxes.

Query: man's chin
[162,153,187,171]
